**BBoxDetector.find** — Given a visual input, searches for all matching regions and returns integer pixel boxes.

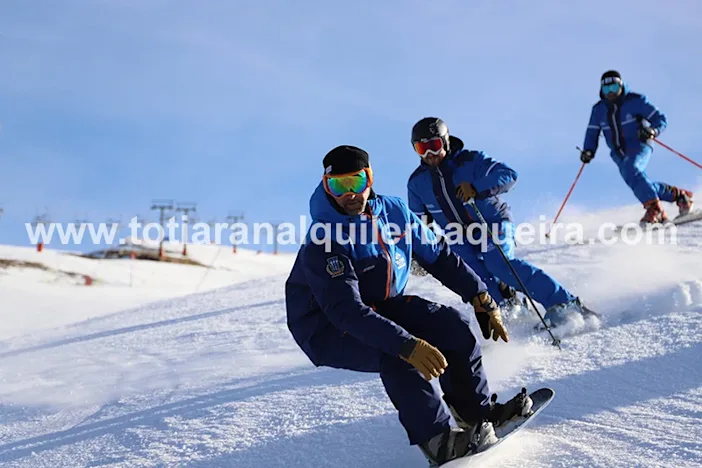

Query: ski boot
[418,425,497,467]
[672,187,694,217]
[498,281,517,302]
[541,298,599,329]
[497,281,529,319]
[640,199,669,225]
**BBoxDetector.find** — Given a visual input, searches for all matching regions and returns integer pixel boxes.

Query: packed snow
[0,242,293,340]
[0,205,701,468]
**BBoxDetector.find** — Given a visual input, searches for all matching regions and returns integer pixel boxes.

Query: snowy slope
[0,244,294,340]
[0,206,701,468]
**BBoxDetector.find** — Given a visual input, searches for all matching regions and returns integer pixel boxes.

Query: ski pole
[545,147,586,238]
[467,201,562,350]
[653,138,702,170]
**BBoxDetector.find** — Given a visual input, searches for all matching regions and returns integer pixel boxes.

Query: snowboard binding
[487,387,534,427]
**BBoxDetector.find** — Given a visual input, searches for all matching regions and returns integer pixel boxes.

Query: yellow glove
[472,291,509,342]
[399,338,448,380]
[456,182,477,202]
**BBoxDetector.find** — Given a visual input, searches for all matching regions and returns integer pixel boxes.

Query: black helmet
[601,70,622,83]
[411,117,450,152]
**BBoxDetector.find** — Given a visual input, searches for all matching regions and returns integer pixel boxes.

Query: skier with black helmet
[407,117,596,330]
[580,70,694,224]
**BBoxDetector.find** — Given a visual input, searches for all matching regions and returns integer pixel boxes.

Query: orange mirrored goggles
[323,167,373,197]
[413,137,444,157]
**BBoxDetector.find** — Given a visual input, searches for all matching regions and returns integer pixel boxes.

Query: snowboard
[441,388,555,467]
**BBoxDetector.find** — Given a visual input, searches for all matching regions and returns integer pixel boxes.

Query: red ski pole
[545,148,586,238]
[653,138,702,170]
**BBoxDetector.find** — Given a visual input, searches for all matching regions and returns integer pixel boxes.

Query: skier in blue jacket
[580,70,694,224]
[407,117,595,328]
[285,145,532,466]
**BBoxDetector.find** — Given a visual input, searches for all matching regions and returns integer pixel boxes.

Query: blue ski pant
[455,222,574,310]
[307,295,492,445]
[611,146,676,204]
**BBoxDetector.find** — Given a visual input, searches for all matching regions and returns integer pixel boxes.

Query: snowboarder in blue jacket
[580,70,694,224]
[285,145,532,466]
[407,117,595,328]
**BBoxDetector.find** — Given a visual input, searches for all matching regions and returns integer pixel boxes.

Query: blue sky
[1,0,701,253]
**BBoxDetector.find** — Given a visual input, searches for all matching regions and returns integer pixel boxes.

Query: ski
[612,208,702,232]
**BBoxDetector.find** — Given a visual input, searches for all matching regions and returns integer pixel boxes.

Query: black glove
[639,126,658,141]
[580,150,594,164]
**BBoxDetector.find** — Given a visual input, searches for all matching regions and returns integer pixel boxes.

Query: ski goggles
[601,83,622,94]
[601,76,622,95]
[322,167,373,197]
[413,137,444,157]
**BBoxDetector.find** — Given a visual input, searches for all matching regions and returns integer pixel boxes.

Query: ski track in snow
[0,218,701,467]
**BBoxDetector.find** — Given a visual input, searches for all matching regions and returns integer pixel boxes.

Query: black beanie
[323,145,370,175]
[601,70,622,84]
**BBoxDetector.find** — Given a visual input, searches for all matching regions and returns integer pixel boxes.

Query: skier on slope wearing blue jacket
[407,117,596,329]
[285,145,532,466]
[580,70,694,224]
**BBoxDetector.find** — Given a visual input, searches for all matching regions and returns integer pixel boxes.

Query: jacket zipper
[437,167,465,223]
[374,216,392,301]
[611,103,624,157]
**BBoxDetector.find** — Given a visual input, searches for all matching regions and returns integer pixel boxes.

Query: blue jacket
[285,182,488,365]
[407,136,517,237]
[583,84,667,158]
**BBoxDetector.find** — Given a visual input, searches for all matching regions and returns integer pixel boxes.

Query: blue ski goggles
[601,83,622,94]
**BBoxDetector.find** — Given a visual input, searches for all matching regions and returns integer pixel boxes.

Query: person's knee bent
[434,305,478,350]
[308,328,383,372]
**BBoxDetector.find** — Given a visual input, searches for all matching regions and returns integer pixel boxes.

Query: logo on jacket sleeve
[325,256,345,278]
[394,252,407,270]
